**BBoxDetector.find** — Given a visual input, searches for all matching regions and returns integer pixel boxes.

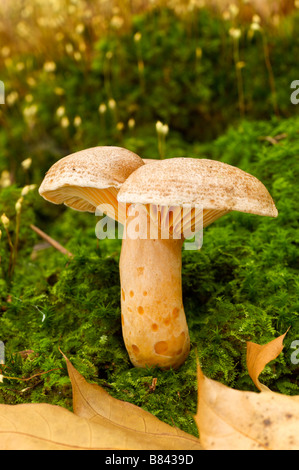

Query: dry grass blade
[30,224,73,258]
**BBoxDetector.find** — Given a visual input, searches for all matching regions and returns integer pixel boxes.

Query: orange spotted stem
[119,208,190,369]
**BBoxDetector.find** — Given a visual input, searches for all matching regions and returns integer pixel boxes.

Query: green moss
[0,5,299,435]
[184,116,299,395]
[0,117,298,436]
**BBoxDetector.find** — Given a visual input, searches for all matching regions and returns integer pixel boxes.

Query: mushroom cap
[117,157,278,218]
[39,146,144,213]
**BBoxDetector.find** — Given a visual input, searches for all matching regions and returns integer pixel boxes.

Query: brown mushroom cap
[39,146,144,220]
[118,157,278,216]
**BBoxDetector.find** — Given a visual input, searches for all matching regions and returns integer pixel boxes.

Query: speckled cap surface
[39,146,144,195]
[117,157,278,217]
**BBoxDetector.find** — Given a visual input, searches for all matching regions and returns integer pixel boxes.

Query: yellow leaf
[195,361,299,449]
[0,403,142,450]
[246,330,289,391]
[194,330,299,450]
[63,352,203,450]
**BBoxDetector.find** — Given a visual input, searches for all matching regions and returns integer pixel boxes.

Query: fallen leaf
[0,403,113,450]
[195,330,299,450]
[63,352,202,449]
[0,400,202,450]
[0,398,202,450]
[246,330,289,391]
[195,362,299,450]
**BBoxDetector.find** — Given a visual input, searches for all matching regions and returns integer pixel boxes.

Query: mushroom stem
[119,209,190,369]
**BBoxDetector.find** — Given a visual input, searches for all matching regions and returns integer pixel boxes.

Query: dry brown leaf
[195,363,299,450]
[0,403,142,450]
[246,330,289,391]
[0,400,202,450]
[63,352,203,450]
[195,330,299,450]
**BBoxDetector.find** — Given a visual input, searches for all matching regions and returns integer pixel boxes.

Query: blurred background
[0,0,298,184]
[0,0,298,430]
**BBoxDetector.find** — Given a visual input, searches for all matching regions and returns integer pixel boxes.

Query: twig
[30,224,73,258]
[259,135,278,145]
[258,133,288,145]
[0,368,62,382]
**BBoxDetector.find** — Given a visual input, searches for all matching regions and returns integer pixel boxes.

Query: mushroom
[38,145,144,352]
[39,150,278,371]
[39,146,144,224]
[117,157,278,369]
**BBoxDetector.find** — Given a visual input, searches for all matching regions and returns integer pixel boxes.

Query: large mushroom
[38,145,144,350]
[117,157,278,369]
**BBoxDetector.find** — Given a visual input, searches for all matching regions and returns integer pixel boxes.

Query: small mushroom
[39,146,145,372]
[117,157,278,369]
[39,146,144,224]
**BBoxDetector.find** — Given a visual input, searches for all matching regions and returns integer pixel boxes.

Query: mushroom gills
[145,204,230,239]
[42,186,127,223]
